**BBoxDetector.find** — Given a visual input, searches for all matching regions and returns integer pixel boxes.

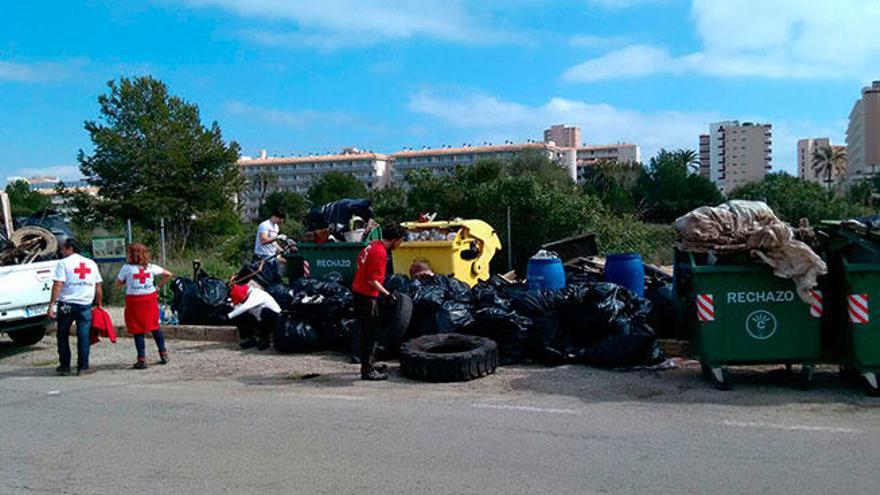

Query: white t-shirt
[228,286,281,320]
[254,219,279,257]
[116,263,166,296]
[52,253,102,305]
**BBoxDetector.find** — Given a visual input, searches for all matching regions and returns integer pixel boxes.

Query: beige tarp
[673,200,827,302]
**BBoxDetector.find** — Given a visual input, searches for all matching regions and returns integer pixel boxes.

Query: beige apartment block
[845,81,880,187]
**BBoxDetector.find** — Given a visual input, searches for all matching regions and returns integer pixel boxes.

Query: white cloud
[565,0,880,82]
[0,60,74,82]
[184,0,522,48]
[408,91,718,162]
[224,101,354,128]
[568,34,631,49]
[587,0,669,8]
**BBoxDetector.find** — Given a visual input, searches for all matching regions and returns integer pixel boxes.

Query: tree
[307,171,368,207]
[635,149,723,223]
[258,190,310,222]
[673,149,700,173]
[848,180,876,209]
[4,180,51,217]
[728,173,869,225]
[77,76,243,253]
[251,170,278,208]
[581,159,644,214]
[370,185,408,221]
[812,145,847,193]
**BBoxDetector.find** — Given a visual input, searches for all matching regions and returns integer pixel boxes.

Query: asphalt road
[1,341,878,494]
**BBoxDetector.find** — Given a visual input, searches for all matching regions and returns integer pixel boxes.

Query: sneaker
[361,369,388,381]
[133,360,148,370]
[76,367,96,376]
[159,352,169,365]
[55,365,71,376]
[239,338,258,350]
[373,363,388,372]
[256,339,271,351]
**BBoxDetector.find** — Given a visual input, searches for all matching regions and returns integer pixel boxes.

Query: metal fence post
[506,205,512,273]
[126,218,132,244]
[160,218,166,266]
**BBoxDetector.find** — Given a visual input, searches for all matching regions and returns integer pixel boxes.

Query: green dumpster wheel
[701,362,731,391]
[798,364,815,390]
[863,372,880,397]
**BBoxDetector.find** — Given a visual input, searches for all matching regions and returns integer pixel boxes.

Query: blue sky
[2,0,879,182]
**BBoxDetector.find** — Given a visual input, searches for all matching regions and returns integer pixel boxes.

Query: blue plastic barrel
[604,253,645,297]
[527,257,566,291]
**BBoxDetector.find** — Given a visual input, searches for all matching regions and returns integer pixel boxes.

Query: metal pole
[506,205,512,273]
[126,219,132,244]
[160,218,166,266]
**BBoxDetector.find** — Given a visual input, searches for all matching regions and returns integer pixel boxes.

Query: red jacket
[90,307,118,345]
[352,241,387,297]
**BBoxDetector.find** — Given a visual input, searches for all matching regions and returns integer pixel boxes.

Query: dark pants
[56,302,92,371]
[234,308,278,343]
[353,294,379,372]
[134,330,167,359]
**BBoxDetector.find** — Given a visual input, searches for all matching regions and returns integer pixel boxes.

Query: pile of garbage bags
[387,273,665,368]
[171,263,666,369]
[674,200,827,302]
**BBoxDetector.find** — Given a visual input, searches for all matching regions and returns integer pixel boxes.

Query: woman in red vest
[115,243,173,369]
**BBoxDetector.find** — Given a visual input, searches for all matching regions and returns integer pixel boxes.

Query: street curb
[49,324,238,343]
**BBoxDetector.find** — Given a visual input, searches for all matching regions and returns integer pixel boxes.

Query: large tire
[400,333,498,383]
[7,325,47,346]
[377,294,413,359]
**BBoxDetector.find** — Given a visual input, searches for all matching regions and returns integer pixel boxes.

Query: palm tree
[812,145,847,193]
[673,149,700,173]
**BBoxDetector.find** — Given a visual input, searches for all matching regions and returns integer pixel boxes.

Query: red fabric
[230,284,249,305]
[352,240,387,297]
[90,307,117,345]
[124,293,160,335]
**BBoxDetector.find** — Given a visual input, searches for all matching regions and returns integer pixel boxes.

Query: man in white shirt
[254,209,285,259]
[228,283,281,350]
[48,239,103,376]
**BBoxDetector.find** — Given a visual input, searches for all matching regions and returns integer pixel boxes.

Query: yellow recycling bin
[392,219,502,287]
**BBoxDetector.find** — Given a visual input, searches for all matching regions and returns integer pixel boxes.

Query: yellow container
[392,219,502,287]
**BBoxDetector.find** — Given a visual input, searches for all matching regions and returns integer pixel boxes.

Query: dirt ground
[1,333,877,410]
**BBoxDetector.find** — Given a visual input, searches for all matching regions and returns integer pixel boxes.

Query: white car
[0,192,59,346]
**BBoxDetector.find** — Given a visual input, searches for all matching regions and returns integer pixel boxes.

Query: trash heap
[674,200,827,302]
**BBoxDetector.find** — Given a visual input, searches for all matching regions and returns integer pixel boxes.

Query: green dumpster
[824,225,880,396]
[676,252,822,390]
[283,228,381,286]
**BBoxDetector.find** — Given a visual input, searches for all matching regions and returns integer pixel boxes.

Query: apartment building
[544,124,581,148]
[237,149,390,222]
[797,138,847,184]
[702,121,772,193]
[389,143,561,184]
[572,144,641,183]
[845,81,880,187]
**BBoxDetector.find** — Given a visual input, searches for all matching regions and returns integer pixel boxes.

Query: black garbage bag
[463,307,532,365]
[434,301,475,333]
[171,273,232,326]
[274,316,319,353]
[287,277,354,338]
[319,318,356,352]
[645,280,677,339]
[305,198,373,231]
[265,283,294,310]
[508,289,566,318]
[236,259,282,288]
[471,282,510,310]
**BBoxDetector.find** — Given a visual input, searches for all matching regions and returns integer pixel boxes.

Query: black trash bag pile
[268,277,356,353]
[171,267,232,326]
[304,198,373,232]
[385,273,665,368]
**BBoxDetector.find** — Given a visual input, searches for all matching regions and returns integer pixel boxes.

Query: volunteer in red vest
[48,238,103,376]
[352,223,405,381]
[115,243,173,369]
[228,283,281,350]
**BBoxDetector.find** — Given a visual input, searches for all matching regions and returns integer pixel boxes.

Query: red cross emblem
[133,267,152,284]
[73,262,91,280]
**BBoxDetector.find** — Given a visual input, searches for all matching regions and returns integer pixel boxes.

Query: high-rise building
[845,81,880,187]
[698,134,710,178]
[237,149,390,222]
[702,121,772,193]
[543,124,581,148]
[797,138,847,185]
